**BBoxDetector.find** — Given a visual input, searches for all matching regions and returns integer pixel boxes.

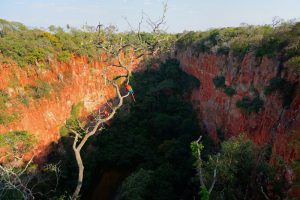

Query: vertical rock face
[0,55,139,162]
[177,50,300,163]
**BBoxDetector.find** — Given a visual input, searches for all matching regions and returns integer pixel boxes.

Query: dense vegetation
[176,21,300,72]
[0,18,100,66]
[0,19,174,67]
[191,134,289,200]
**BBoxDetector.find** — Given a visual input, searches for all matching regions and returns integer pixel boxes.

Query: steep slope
[0,55,139,163]
[177,50,300,162]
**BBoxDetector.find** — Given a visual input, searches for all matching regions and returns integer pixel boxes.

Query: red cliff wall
[177,50,300,164]
[0,55,139,162]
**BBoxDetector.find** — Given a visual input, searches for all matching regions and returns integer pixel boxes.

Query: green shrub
[287,56,300,72]
[17,93,29,106]
[256,36,286,57]
[236,96,264,114]
[0,90,10,110]
[27,80,52,99]
[264,77,286,95]
[0,112,18,125]
[70,101,83,118]
[264,77,295,107]
[224,86,236,97]
[230,41,249,58]
[57,50,71,62]
[59,101,84,137]
[175,31,201,50]
[24,48,47,64]
[213,75,225,88]
[59,126,69,137]
[217,46,230,55]
[0,130,35,153]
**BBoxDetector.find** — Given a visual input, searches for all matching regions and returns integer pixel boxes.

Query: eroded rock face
[177,50,300,163]
[0,55,139,163]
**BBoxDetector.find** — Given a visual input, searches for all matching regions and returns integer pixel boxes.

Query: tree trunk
[72,150,84,199]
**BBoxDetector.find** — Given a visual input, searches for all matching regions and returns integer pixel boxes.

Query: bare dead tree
[0,156,61,200]
[66,3,171,199]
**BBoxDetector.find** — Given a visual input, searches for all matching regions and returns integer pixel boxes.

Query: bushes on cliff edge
[287,56,300,73]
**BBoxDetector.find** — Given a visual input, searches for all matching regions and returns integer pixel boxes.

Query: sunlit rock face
[0,54,139,163]
[177,50,300,163]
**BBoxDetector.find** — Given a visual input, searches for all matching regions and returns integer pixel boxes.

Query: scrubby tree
[191,136,219,200]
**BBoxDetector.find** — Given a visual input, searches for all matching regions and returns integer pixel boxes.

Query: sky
[0,0,299,32]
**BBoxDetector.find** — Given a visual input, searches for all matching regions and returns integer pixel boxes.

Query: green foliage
[70,101,83,118]
[176,31,201,50]
[59,101,84,137]
[216,46,230,55]
[0,19,101,67]
[17,93,29,106]
[59,126,70,137]
[0,189,24,200]
[0,130,35,153]
[264,77,296,107]
[212,76,225,88]
[264,77,286,95]
[256,35,287,57]
[190,140,204,158]
[236,96,264,114]
[287,56,300,72]
[230,40,249,58]
[0,90,10,110]
[0,112,18,125]
[0,91,19,125]
[199,186,210,200]
[121,168,153,200]
[224,86,236,97]
[26,80,52,99]
[175,22,300,62]
[57,50,71,62]
[200,134,282,199]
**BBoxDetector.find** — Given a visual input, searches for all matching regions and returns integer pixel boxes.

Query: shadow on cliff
[40,58,212,200]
